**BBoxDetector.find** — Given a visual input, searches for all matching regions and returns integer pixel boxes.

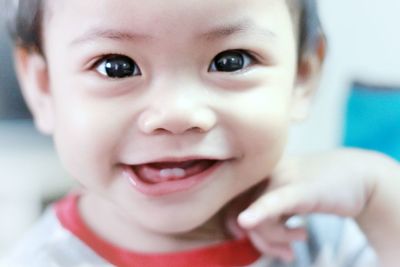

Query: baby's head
[8,0,324,235]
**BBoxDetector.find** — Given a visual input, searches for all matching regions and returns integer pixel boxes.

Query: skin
[15,0,321,257]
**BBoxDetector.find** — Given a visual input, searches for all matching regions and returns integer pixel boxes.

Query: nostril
[138,107,217,135]
[152,128,171,135]
[152,126,203,135]
[189,127,206,133]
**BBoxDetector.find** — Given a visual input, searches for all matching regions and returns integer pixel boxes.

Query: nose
[138,95,217,135]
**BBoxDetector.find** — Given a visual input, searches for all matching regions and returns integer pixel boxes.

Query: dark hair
[298,0,323,53]
[6,0,322,55]
[6,0,43,52]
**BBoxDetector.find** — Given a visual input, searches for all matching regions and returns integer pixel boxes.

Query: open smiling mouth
[122,159,224,196]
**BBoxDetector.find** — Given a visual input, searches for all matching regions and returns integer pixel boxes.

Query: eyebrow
[70,29,153,46]
[70,20,275,46]
[199,20,277,41]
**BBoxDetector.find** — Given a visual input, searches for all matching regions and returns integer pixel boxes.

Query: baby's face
[41,0,301,233]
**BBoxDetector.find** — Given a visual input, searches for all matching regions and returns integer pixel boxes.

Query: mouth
[122,159,224,196]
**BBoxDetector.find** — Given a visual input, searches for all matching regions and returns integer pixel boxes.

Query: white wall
[287,0,400,154]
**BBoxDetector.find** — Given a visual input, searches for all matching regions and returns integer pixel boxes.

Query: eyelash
[91,49,258,79]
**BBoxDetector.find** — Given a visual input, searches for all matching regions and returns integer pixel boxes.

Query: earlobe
[14,48,54,135]
[290,36,326,122]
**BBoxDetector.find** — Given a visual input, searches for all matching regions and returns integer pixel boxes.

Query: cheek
[51,96,127,186]
[239,114,289,179]
[228,88,291,152]
[246,113,289,158]
[224,87,292,178]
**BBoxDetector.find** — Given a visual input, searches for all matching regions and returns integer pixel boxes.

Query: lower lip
[122,161,225,197]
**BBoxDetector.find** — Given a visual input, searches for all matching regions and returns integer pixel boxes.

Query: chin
[140,207,220,235]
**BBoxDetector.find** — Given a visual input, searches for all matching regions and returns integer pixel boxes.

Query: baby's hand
[238,149,379,262]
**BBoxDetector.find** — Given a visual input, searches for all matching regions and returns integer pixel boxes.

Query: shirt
[1,194,378,267]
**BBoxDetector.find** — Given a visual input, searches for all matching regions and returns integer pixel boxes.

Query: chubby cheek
[226,90,292,188]
[52,97,129,190]
[245,114,288,166]
[230,89,291,158]
[236,117,288,192]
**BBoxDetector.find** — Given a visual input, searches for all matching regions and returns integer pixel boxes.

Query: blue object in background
[343,82,400,161]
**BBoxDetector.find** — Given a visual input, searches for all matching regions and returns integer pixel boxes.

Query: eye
[95,55,141,78]
[209,50,253,73]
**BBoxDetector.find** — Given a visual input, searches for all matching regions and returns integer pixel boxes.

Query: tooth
[159,168,186,180]
[160,169,173,179]
[172,168,186,178]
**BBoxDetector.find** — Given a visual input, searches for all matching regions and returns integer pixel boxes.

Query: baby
[3,0,400,266]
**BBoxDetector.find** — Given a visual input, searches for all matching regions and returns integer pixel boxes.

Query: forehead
[44,0,293,41]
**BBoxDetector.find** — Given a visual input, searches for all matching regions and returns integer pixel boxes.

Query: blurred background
[1,0,400,257]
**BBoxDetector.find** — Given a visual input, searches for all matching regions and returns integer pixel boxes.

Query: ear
[290,36,326,122]
[14,48,54,135]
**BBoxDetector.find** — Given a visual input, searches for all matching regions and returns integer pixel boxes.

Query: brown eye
[96,55,141,78]
[209,50,253,72]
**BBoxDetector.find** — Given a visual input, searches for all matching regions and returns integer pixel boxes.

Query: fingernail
[285,215,306,229]
[238,210,259,226]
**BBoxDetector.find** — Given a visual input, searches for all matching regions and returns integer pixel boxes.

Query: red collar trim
[55,194,261,267]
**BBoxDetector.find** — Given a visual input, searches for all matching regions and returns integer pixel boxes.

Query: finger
[249,231,294,263]
[272,227,308,243]
[238,185,315,228]
[251,222,308,244]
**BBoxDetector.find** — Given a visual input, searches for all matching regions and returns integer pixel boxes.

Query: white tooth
[160,169,173,178]
[172,168,186,178]
[159,168,186,180]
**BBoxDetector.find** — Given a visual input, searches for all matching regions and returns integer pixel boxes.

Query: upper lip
[125,155,233,166]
